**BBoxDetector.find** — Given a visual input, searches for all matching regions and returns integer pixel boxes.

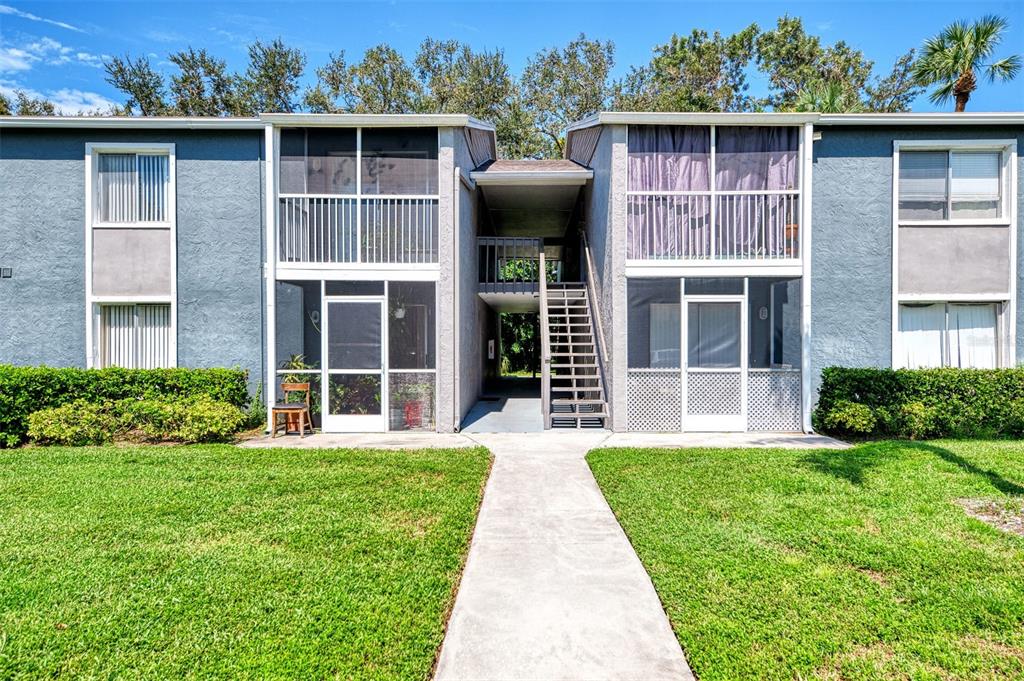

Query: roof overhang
[566,111,820,133]
[817,112,1024,126]
[0,116,264,129]
[259,112,495,131]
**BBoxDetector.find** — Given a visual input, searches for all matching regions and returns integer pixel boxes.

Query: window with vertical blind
[898,149,1004,221]
[98,304,173,369]
[896,302,1002,369]
[95,152,170,224]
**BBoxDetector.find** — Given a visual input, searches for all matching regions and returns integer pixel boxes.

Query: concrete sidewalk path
[433,432,694,681]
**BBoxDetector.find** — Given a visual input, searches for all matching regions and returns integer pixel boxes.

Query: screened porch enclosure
[626,277,803,432]
[626,125,802,262]
[277,127,440,265]
[274,279,437,433]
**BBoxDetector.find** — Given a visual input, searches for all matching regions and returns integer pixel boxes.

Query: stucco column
[436,127,456,432]
[609,125,629,432]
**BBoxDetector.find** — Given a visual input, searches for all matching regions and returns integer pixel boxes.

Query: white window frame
[85,142,177,368]
[94,302,174,369]
[890,139,1018,370]
[894,140,1015,227]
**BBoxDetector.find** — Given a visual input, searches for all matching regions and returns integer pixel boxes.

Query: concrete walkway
[433,432,695,681]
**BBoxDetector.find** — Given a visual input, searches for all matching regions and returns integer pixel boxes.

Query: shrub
[815,367,1024,439]
[0,366,249,447]
[27,400,118,446]
[28,396,247,446]
[820,400,876,436]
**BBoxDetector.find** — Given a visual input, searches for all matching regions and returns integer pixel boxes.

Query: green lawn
[589,441,1024,681]
[0,445,490,680]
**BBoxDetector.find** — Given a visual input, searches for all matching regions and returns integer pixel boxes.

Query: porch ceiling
[472,160,592,238]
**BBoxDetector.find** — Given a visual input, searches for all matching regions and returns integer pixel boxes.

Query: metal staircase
[542,282,608,428]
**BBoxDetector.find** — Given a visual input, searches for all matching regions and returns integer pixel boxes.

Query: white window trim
[85,142,177,368]
[891,139,1017,370]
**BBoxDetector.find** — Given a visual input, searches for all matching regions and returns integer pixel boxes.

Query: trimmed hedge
[28,396,247,446]
[814,366,1024,439]
[0,366,249,447]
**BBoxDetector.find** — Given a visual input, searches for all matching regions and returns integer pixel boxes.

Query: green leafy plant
[820,400,876,436]
[27,400,119,446]
[814,367,1024,439]
[0,365,250,448]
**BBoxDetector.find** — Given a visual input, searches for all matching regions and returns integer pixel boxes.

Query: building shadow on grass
[799,445,893,486]
[800,441,1024,495]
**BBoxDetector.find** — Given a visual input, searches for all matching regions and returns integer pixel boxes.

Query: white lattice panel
[747,370,802,431]
[627,370,681,431]
[687,371,742,415]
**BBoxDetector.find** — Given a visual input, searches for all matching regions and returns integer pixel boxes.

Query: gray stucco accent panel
[0,130,86,366]
[92,228,172,296]
[899,226,1010,295]
[0,129,265,390]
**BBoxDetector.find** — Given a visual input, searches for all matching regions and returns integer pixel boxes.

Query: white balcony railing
[626,191,800,261]
[278,195,439,265]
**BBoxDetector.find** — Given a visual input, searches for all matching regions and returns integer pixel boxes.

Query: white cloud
[0,34,103,72]
[0,79,116,114]
[0,4,83,33]
[0,47,34,71]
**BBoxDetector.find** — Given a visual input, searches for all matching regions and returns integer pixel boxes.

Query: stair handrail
[581,230,609,374]
[538,245,552,429]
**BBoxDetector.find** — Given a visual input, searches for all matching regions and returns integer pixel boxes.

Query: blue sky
[1,0,1022,113]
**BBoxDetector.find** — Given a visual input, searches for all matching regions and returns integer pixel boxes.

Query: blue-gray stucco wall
[0,129,266,391]
[811,125,1024,401]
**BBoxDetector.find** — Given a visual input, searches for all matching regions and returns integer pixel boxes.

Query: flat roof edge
[0,116,264,129]
[818,112,1024,125]
[259,113,496,130]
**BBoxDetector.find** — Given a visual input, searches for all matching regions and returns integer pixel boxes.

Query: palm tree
[913,15,1021,112]
[793,81,865,113]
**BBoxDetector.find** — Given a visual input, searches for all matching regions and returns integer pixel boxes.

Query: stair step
[552,398,605,405]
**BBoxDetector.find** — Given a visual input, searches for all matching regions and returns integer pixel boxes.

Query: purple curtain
[628,126,710,191]
[715,126,799,191]
[628,126,711,259]
[715,127,799,257]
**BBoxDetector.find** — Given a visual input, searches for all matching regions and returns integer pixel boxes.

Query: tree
[104,54,168,115]
[865,50,924,112]
[305,45,420,114]
[415,39,513,120]
[615,25,761,112]
[755,16,874,110]
[521,34,614,158]
[793,80,865,113]
[168,47,240,116]
[0,92,11,116]
[912,15,1021,112]
[238,38,305,114]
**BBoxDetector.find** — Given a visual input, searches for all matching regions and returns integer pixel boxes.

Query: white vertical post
[264,123,278,432]
[800,122,814,433]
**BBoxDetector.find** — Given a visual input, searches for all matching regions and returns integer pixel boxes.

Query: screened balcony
[277,127,439,265]
[626,126,802,262]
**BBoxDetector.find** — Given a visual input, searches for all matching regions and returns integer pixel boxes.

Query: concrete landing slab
[600,431,850,450]
[460,397,544,433]
[434,432,694,681]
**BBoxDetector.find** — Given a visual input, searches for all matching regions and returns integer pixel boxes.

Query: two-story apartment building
[0,111,1020,434]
